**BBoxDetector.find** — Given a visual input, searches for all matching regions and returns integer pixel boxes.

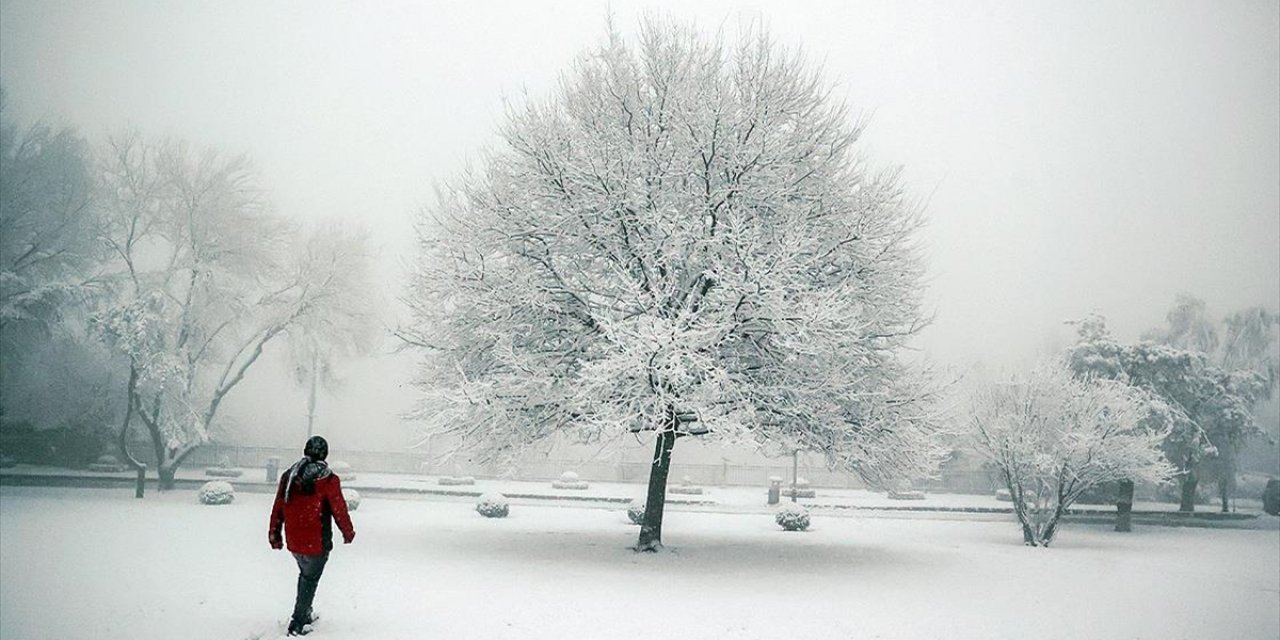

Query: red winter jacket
[269,464,355,556]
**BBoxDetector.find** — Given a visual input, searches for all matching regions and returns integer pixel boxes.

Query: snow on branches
[405,18,944,487]
[968,360,1173,547]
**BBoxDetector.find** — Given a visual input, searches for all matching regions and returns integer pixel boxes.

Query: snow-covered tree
[0,95,100,335]
[404,18,944,551]
[969,360,1172,547]
[1067,313,1269,513]
[92,132,374,492]
[284,224,380,438]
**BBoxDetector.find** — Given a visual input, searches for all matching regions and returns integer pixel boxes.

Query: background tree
[285,224,380,438]
[1067,313,1267,512]
[969,360,1172,547]
[404,18,944,551]
[0,90,119,455]
[92,133,374,491]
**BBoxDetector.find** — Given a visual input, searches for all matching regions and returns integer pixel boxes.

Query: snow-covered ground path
[1,486,1277,640]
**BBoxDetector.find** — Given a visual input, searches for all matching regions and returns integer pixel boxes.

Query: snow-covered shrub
[329,460,355,481]
[627,500,646,524]
[969,361,1172,547]
[205,456,243,478]
[669,475,704,495]
[197,481,235,505]
[438,476,476,486]
[476,493,510,518]
[887,489,925,500]
[775,503,810,531]
[343,488,361,511]
[87,454,127,473]
[552,471,589,490]
[780,478,816,499]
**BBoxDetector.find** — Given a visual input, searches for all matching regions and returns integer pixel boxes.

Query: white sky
[2,0,1277,372]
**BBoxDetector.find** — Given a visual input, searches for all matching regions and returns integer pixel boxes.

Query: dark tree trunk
[635,416,677,552]
[1219,476,1230,513]
[158,465,177,491]
[1115,479,1134,532]
[118,365,146,499]
[1179,471,1198,512]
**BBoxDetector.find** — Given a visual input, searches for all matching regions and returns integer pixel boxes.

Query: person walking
[268,435,356,636]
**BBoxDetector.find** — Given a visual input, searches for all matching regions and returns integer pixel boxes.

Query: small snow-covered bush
[438,476,476,486]
[552,470,589,490]
[329,460,355,481]
[205,456,243,478]
[87,454,127,473]
[343,488,361,511]
[627,500,646,525]
[669,475,704,495]
[780,478,816,499]
[775,503,810,531]
[887,489,925,501]
[198,481,235,505]
[476,493,510,518]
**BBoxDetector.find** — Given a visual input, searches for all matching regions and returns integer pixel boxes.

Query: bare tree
[285,224,380,438]
[404,18,944,551]
[92,133,371,492]
[969,361,1172,547]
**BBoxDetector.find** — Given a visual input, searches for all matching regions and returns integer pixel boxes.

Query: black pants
[291,552,329,625]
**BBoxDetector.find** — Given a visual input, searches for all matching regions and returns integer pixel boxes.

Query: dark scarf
[284,457,332,503]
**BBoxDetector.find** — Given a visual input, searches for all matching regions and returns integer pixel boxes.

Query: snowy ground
[1,486,1277,640]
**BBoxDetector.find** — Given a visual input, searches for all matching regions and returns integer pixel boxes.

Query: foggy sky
[2,0,1277,373]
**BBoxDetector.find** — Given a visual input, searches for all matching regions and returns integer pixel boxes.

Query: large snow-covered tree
[969,360,1172,547]
[92,133,374,492]
[404,19,943,550]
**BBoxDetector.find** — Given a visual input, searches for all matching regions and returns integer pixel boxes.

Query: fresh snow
[1,486,1277,640]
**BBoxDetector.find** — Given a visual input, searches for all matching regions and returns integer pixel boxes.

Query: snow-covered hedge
[476,493,510,518]
[552,471,588,490]
[329,460,355,481]
[438,476,476,486]
[626,500,646,525]
[343,488,361,511]
[197,481,235,505]
[775,503,810,531]
[887,489,925,501]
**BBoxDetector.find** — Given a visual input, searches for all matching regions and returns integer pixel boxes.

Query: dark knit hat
[303,435,329,461]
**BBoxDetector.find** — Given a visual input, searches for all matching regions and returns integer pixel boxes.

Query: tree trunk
[158,465,177,491]
[635,417,677,552]
[1114,479,1134,532]
[1219,476,1230,513]
[1179,471,1198,512]
[306,347,319,437]
[118,365,146,499]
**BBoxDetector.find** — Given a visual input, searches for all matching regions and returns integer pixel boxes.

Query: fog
[2,0,1277,451]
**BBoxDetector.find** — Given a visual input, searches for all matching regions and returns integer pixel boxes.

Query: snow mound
[343,488,361,511]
